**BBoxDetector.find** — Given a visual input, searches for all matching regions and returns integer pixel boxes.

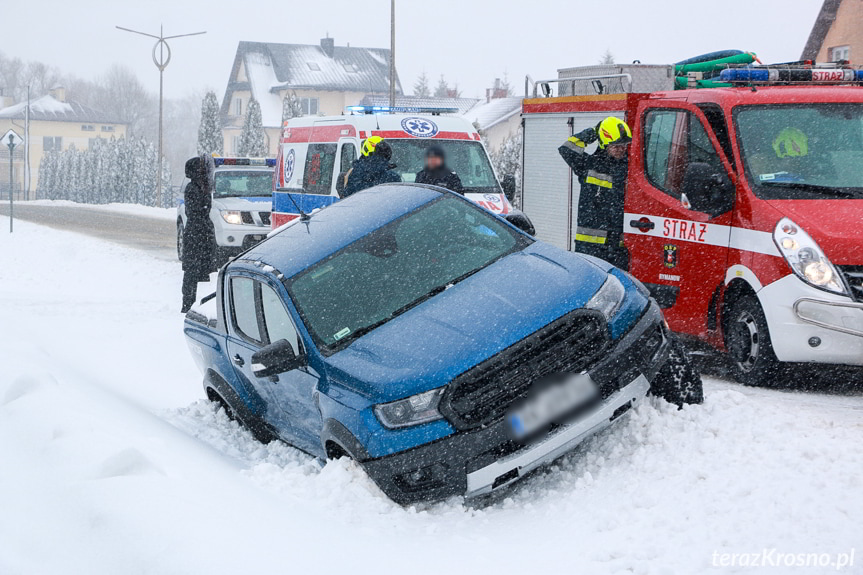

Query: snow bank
[1,214,861,574]
[24,199,177,221]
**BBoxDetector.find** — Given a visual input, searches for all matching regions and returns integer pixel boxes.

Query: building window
[101,125,115,133]
[82,124,95,132]
[300,97,319,116]
[235,97,243,116]
[342,63,358,73]
[830,45,851,62]
[43,136,62,152]
[307,62,321,71]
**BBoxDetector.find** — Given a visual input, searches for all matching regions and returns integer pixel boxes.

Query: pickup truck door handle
[232,354,245,367]
[629,219,656,231]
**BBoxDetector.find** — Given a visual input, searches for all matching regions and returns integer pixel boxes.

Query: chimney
[321,36,335,58]
[50,85,67,102]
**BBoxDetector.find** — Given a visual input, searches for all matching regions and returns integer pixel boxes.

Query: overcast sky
[5,0,825,101]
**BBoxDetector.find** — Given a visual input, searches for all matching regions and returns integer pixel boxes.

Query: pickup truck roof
[241,184,442,277]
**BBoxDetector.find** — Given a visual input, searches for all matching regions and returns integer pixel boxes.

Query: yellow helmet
[773,127,808,158]
[362,136,385,157]
[597,117,632,149]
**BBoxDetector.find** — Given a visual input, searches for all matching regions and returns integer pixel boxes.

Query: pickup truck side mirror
[251,339,304,378]
[681,162,735,218]
[501,175,517,202]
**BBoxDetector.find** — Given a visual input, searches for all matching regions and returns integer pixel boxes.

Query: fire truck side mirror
[681,162,734,218]
[501,175,517,201]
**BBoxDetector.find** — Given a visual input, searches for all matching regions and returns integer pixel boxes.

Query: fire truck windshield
[736,104,863,199]
[389,140,501,193]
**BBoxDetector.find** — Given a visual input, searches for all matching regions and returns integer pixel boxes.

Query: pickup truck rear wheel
[206,388,275,444]
[650,334,704,408]
[725,295,783,387]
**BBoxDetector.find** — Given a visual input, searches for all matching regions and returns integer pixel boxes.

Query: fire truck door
[624,106,736,336]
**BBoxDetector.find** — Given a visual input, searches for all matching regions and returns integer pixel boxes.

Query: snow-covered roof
[223,40,403,128]
[0,95,123,124]
[359,95,480,115]
[463,97,523,131]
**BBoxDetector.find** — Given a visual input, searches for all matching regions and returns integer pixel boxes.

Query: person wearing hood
[181,155,216,313]
[415,145,464,194]
[343,136,401,197]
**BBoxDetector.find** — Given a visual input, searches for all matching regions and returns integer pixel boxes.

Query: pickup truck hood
[767,199,863,264]
[212,197,272,211]
[323,243,609,403]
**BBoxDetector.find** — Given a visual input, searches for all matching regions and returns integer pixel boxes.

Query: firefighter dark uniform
[558,117,632,270]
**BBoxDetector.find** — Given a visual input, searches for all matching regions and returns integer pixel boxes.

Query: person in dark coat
[558,117,632,270]
[342,137,401,197]
[181,155,216,313]
[415,145,464,193]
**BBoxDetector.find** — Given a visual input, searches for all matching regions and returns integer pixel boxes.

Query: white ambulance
[270,107,534,234]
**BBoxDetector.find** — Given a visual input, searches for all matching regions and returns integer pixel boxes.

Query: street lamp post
[7,134,15,233]
[116,25,205,207]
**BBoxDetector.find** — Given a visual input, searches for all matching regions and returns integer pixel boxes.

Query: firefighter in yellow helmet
[343,136,402,197]
[558,116,632,269]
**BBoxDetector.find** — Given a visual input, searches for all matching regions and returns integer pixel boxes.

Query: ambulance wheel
[650,334,704,408]
[725,295,783,387]
[177,221,184,261]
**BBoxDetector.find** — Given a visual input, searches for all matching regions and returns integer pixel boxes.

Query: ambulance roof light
[346,105,460,116]
[214,158,277,167]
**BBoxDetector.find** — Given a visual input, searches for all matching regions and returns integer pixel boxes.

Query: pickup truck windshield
[214,170,274,198]
[736,104,863,199]
[288,195,530,353]
[390,140,501,193]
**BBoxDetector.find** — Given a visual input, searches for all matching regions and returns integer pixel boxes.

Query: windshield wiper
[759,181,858,198]
[333,266,488,350]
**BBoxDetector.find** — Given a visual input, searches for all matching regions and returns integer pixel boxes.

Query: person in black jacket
[558,117,632,270]
[343,136,401,197]
[415,145,463,193]
[181,155,216,313]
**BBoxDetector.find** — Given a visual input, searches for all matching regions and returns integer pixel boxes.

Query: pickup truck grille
[259,212,271,226]
[240,211,254,225]
[439,310,610,431]
[838,265,863,302]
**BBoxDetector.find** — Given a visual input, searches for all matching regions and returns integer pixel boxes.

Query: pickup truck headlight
[773,217,846,295]
[221,210,244,225]
[586,275,625,319]
[374,388,445,429]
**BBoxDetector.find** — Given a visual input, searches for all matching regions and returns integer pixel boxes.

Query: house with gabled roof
[801,0,863,63]
[0,86,127,198]
[221,38,402,156]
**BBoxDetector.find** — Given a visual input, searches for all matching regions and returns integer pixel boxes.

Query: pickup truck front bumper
[361,301,669,505]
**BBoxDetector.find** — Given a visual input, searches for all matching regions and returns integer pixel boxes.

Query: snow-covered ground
[1,215,861,575]
[23,199,177,221]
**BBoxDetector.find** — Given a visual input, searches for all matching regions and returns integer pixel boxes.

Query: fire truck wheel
[650,334,704,408]
[725,295,783,387]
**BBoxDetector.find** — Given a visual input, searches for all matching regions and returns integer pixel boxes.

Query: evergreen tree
[434,75,450,98]
[499,73,514,97]
[599,49,615,65]
[281,91,304,124]
[413,72,431,98]
[491,127,524,204]
[197,91,223,157]
[238,98,268,157]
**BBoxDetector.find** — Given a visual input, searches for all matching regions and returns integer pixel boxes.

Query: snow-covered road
[1,215,861,575]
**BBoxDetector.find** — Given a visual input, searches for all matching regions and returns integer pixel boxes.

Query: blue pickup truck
[183,183,702,504]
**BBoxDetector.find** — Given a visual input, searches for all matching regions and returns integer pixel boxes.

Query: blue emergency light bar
[719,66,863,84]
[213,158,277,167]
[346,105,460,115]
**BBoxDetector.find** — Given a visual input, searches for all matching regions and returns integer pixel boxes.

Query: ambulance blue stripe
[273,192,338,214]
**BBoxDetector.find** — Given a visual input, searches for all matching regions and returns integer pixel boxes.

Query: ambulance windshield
[213,170,274,198]
[388,140,501,193]
[736,104,863,199]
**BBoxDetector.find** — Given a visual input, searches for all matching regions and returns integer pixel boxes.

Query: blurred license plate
[507,373,599,440]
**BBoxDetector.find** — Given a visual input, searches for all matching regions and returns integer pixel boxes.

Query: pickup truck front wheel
[649,334,704,408]
[206,387,275,444]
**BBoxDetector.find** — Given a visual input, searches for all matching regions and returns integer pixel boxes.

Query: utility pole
[117,25,206,207]
[5,131,22,233]
[389,0,396,108]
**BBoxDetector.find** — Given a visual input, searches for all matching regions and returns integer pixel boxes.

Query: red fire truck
[520,62,863,385]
